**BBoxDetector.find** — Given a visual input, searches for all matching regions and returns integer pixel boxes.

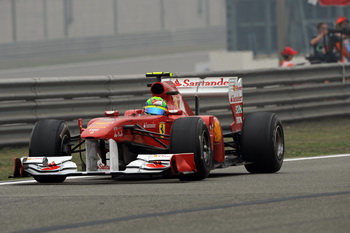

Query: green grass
[1,117,349,181]
[0,147,29,181]
[283,117,350,157]
[0,147,84,181]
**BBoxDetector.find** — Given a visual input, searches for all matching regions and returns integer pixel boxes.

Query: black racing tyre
[29,119,71,157]
[241,112,284,173]
[169,117,213,181]
[29,119,70,183]
[33,175,66,183]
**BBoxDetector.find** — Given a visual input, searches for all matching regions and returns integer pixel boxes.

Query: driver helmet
[143,97,168,115]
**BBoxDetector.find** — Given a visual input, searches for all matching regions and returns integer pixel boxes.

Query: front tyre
[29,119,71,183]
[33,175,66,183]
[169,117,213,181]
[241,112,284,173]
[29,119,71,157]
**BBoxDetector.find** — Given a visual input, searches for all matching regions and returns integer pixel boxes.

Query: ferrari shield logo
[159,123,166,137]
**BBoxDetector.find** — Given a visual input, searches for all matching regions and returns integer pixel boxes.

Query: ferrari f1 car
[12,72,284,183]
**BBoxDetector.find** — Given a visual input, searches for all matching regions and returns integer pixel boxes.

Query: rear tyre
[29,119,71,183]
[169,117,212,181]
[241,112,284,173]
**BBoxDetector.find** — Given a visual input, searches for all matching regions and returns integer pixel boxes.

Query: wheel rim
[61,134,71,156]
[200,132,211,166]
[275,125,284,159]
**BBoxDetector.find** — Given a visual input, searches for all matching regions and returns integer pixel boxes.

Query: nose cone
[81,118,127,139]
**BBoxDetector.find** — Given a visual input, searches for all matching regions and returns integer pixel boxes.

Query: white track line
[0,176,95,185]
[284,154,350,162]
[0,179,37,185]
[1,154,350,185]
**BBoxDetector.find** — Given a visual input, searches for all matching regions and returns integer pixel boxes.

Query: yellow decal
[146,72,173,77]
[213,120,222,142]
[93,122,112,125]
[159,123,166,137]
[88,126,107,129]
[172,95,179,109]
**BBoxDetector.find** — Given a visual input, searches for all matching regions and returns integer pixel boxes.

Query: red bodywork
[80,80,237,164]
[10,74,247,182]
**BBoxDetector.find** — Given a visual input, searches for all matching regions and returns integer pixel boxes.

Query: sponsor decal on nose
[145,164,167,168]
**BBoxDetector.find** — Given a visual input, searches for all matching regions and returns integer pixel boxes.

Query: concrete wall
[0,1,13,43]
[0,0,226,42]
[0,0,226,65]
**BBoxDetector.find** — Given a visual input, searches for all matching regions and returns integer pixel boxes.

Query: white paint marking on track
[284,154,350,162]
[0,176,96,186]
[1,154,349,185]
[0,179,36,185]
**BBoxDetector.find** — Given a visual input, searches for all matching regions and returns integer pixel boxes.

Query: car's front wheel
[29,119,71,183]
[169,117,212,181]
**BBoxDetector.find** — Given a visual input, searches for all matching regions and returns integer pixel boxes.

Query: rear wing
[164,77,237,97]
[168,77,243,132]
[146,72,241,98]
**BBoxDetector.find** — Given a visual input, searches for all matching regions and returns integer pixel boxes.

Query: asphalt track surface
[1,154,350,233]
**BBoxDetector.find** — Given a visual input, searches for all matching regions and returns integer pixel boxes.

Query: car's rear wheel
[29,119,71,183]
[241,112,284,173]
[169,117,212,181]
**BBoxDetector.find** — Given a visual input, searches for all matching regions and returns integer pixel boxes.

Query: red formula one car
[13,72,284,183]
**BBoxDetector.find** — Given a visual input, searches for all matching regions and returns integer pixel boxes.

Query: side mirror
[166,91,179,95]
[124,109,143,117]
[166,109,183,115]
[104,110,119,117]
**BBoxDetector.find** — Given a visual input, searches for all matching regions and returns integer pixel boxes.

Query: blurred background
[0,0,350,72]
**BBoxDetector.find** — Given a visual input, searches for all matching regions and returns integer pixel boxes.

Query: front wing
[17,153,197,178]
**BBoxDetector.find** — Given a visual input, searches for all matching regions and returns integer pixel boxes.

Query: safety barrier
[1,63,350,147]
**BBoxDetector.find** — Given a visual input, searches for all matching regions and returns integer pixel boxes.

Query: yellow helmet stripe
[144,105,167,111]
